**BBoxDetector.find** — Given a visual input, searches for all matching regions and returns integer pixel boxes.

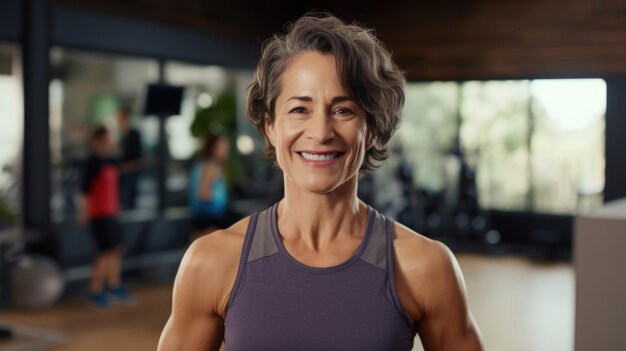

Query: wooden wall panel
[354,1,626,79]
[52,0,626,80]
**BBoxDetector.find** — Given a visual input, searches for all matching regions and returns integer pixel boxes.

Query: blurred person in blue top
[189,133,233,239]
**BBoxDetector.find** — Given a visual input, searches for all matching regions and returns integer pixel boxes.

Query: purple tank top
[224,202,417,350]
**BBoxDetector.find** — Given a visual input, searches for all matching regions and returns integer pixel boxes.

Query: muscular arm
[393,222,483,351]
[410,241,483,351]
[158,232,235,351]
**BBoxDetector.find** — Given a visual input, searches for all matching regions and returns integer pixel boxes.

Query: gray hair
[247,12,406,175]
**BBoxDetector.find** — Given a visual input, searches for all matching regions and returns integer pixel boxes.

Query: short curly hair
[247,12,405,175]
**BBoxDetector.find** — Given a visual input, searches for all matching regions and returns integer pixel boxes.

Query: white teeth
[300,152,339,161]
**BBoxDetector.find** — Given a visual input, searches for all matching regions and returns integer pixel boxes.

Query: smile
[297,151,344,162]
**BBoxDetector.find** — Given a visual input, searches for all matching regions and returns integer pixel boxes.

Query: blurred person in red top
[77,126,134,308]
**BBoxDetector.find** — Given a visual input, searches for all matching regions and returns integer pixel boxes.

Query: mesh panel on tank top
[223,202,417,351]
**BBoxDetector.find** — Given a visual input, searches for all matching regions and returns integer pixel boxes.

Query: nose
[306,110,335,144]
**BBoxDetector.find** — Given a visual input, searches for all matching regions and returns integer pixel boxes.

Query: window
[0,42,22,226]
[399,82,459,191]
[530,79,606,213]
[49,47,160,223]
[163,61,254,208]
[460,80,531,211]
[393,79,606,215]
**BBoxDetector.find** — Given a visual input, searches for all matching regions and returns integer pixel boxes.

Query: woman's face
[266,51,371,194]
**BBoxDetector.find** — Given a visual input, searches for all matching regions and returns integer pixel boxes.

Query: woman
[159,13,483,351]
[189,133,232,239]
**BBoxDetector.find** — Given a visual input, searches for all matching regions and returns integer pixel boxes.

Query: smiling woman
[247,15,405,176]
[265,52,371,194]
[158,12,483,351]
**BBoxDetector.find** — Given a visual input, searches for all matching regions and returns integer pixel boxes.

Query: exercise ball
[10,255,64,309]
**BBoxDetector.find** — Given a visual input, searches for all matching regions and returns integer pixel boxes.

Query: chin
[300,180,340,194]
[297,172,357,195]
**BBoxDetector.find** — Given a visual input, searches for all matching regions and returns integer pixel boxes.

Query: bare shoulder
[159,217,253,350]
[177,216,251,317]
[391,221,483,350]
[189,217,250,261]
[391,221,456,276]
[185,217,249,269]
[390,221,466,312]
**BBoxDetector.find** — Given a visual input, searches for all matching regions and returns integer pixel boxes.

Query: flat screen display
[143,84,184,116]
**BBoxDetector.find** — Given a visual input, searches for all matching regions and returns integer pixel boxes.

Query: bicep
[159,313,223,351]
[415,242,483,351]
[158,242,225,351]
[159,311,223,351]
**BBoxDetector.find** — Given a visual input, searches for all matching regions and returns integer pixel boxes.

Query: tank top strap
[360,207,395,302]
[360,207,415,333]
[226,205,279,309]
[360,206,390,271]
[247,203,280,263]
[384,216,417,333]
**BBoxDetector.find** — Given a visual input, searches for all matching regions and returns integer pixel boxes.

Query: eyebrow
[286,96,356,104]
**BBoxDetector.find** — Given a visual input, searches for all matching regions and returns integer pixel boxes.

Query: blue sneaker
[107,285,136,304]
[88,292,112,309]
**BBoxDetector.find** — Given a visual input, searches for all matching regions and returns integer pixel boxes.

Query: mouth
[297,151,345,162]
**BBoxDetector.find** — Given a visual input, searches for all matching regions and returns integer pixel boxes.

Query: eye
[289,106,307,114]
[334,107,355,117]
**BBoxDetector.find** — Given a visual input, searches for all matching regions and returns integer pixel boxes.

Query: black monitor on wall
[143,84,184,116]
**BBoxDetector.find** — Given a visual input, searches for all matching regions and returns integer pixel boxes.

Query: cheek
[274,120,302,150]
[340,121,368,170]
[348,121,368,153]
[271,120,297,170]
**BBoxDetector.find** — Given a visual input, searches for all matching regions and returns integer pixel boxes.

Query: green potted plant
[190,89,243,187]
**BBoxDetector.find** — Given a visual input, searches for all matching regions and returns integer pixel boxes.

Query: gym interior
[1,1,626,350]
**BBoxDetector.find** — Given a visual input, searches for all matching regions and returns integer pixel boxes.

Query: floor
[0,282,170,351]
[0,254,574,351]
[413,254,574,351]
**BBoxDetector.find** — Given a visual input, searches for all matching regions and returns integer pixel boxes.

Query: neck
[277,175,367,251]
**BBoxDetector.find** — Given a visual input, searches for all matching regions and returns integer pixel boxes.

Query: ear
[264,114,276,147]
